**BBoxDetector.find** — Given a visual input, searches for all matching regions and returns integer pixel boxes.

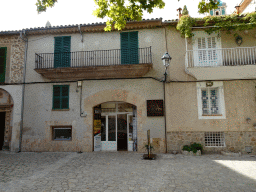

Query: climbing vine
[176,12,256,38]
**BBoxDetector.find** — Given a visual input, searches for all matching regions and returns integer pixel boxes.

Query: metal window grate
[205,132,225,147]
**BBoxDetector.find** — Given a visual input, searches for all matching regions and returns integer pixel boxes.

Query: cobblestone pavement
[0,151,256,192]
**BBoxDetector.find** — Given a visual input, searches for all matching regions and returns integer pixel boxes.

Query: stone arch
[0,88,14,151]
[83,89,147,152]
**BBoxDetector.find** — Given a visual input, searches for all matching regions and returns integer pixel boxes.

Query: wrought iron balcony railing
[186,46,256,68]
[35,47,152,69]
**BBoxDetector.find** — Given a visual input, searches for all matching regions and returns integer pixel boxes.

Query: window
[52,85,69,110]
[54,36,71,68]
[197,81,226,119]
[205,132,225,147]
[52,127,72,140]
[192,31,222,67]
[201,88,219,115]
[120,31,138,64]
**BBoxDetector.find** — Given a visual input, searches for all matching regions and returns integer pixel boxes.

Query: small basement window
[205,132,225,147]
[52,127,72,141]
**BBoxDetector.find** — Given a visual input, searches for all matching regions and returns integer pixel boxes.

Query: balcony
[34,47,153,80]
[185,46,256,80]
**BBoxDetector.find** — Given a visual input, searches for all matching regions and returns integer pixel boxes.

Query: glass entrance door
[99,112,133,151]
[101,115,117,151]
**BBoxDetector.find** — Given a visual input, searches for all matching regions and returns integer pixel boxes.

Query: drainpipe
[164,70,167,153]
[164,27,168,154]
[18,30,28,152]
[78,25,83,43]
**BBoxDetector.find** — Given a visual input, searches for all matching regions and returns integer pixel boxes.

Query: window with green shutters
[53,85,69,109]
[54,36,71,68]
[120,31,139,64]
[0,47,7,83]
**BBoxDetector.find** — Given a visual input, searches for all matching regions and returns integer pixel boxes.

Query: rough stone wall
[167,131,256,154]
[0,88,14,150]
[0,35,25,83]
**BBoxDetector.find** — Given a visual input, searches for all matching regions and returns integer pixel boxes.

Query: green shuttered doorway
[120,32,139,64]
[54,36,71,68]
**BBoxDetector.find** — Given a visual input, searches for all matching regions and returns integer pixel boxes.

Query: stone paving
[0,151,256,192]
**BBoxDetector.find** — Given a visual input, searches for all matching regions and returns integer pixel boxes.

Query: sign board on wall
[147,100,164,116]
[94,135,101,151]
[94,119,101,135]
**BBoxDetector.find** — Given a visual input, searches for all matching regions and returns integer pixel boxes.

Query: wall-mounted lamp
[206,81,213,87]
[246,118,251,124]
[162,52,172,69]
[235,35,243,46]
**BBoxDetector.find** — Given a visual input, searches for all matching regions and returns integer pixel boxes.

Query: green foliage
[182,143,203,153]
[177,12,256,38]
[36,0,57,13]
[93,0,165,31]
[198,0,219,14]
[36,0,219,31]
[182,145,191,151]
[176,15,197,38]
[182,5,189,15]
[190,143,203,153]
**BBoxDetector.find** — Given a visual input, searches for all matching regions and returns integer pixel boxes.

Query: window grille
[205,132,225,147]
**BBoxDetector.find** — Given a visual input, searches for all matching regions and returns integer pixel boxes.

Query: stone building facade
[0,34,26,151]
[1,18,255,155]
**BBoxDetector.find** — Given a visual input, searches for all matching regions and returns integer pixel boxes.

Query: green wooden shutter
[54,36,71,68]
[52,85,69,109]
[121,32,138,64]
[53,85,61,109]
[121,33,129,64]
[61,85,69,109]
[0,47,7,83]
[54,37,63,68]
[129,32,139,64]
[62,36,71,67]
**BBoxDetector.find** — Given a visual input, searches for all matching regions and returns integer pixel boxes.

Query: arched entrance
[93,102,137,151]
[0,88,13,151]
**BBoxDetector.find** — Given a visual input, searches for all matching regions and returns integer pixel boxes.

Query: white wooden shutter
[193,32,222,67]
